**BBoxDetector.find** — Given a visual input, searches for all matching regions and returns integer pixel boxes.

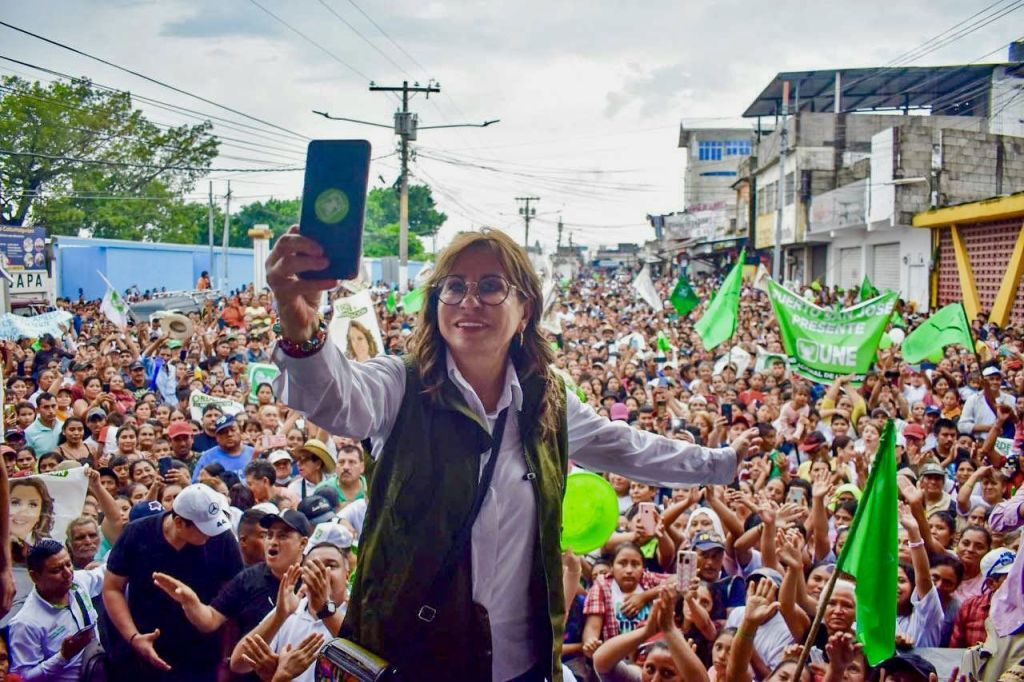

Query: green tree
[224,182,447,255]
[362,222,426,258]
[365,183,446,237]
[232,197,301,246]
[0,76,218,237]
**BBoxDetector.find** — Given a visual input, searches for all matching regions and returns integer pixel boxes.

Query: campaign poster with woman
[8,467,88,559]
[328,288,385,362]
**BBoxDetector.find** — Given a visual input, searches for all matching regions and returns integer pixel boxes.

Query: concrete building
[736,57,1024,307]
[666,126,755,268]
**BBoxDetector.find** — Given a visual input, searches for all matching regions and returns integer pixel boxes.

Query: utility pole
[370,81,437,290]
[556,217,564,250]
[208,181,215,287]
[772,80,790,282]
[515,197,540,249]
[222,181,231,293]
[317,84,499,291]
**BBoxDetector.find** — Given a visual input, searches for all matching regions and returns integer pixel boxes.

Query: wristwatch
[316,599,337,620]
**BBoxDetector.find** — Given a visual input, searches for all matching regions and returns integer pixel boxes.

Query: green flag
[656,331,672,353]
[836,419,899,665]
[402,286,426,315]
[385,291,397,314]
[860,275,880,301]
[669,271,700,316]
[694,250,744,351]
[901,302,973,364]
[890,311,907,329]
[768,280,897,386]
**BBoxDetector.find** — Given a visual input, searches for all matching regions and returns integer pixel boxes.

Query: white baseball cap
[173,484,232,537]
[267,449,293,464]
[981,548,1016,579]
[303,522,354,556]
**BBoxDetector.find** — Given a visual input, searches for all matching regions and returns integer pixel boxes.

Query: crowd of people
[0,240,1020,682]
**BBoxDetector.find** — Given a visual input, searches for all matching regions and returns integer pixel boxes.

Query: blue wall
[54,236,431,299]
[56,237,255,300]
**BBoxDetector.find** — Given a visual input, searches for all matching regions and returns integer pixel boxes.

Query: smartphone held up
[298,140,371,281]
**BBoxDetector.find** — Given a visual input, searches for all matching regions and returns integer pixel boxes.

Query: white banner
[9,467,89,549]
[0,310,72,341]
[188,391,245,421]
[329,289,385,361]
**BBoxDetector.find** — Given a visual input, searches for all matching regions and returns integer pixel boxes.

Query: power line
[342,0,429,74]
[314,0,409,75]
[245,0,375,83]
[0,59,309,159]
[0,21,310,141]
[0,84,308,166]
[881,0,1013,66]
[0,149,304,173]
[838,2,1023,95]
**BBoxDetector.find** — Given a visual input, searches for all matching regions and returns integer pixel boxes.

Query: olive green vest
[341,359,569,681]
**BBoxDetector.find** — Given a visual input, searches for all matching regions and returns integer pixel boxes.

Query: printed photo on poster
[9,467,89,557]
[329,289,385,362]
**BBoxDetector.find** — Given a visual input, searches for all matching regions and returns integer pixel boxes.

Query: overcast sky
[1,0,1019,250]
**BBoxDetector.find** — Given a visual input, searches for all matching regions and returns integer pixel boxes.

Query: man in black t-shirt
[152,508,311,636]
[102,484,243,682]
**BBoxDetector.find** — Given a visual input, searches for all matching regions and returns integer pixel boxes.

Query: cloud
[160,4,282,39]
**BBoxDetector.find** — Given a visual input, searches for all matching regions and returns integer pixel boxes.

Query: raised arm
[809,471,833,563]
[267,228,405,443]
[727,580,779,682]
[656,587,710,682]
[87,468,127,545]
[956,466,990,516]
[777,530,815,630]
[567,391,760,487]
[899,505,932,599]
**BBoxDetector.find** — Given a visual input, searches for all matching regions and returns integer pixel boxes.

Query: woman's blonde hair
[408,229,561,439]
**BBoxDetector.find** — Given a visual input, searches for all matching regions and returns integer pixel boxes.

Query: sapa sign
[10,270,49,294]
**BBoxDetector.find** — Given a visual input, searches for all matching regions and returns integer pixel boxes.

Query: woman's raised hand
[265,226,336,342]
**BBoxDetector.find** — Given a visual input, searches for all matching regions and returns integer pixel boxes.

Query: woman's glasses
[434,275,524,306]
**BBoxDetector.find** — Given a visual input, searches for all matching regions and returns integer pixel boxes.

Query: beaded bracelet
[274,317,328,358]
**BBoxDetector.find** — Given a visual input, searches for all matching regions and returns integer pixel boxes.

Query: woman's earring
[518,330,525,348]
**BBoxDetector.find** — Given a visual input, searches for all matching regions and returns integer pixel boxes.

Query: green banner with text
[767,279,898,386]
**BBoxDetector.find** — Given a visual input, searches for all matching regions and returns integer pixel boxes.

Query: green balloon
[561,472,619,554]
[927,348,945,363]
[879,334,893,350]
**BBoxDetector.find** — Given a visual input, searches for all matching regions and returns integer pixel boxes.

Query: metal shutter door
[871,243,900,292]
[838,247,860,289]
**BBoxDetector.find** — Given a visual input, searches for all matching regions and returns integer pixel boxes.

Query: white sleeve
[273,343,405,443]
[566,388,737,487]
[75,564,107,598]
[909,586,944,648]
[337,498,367,537]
